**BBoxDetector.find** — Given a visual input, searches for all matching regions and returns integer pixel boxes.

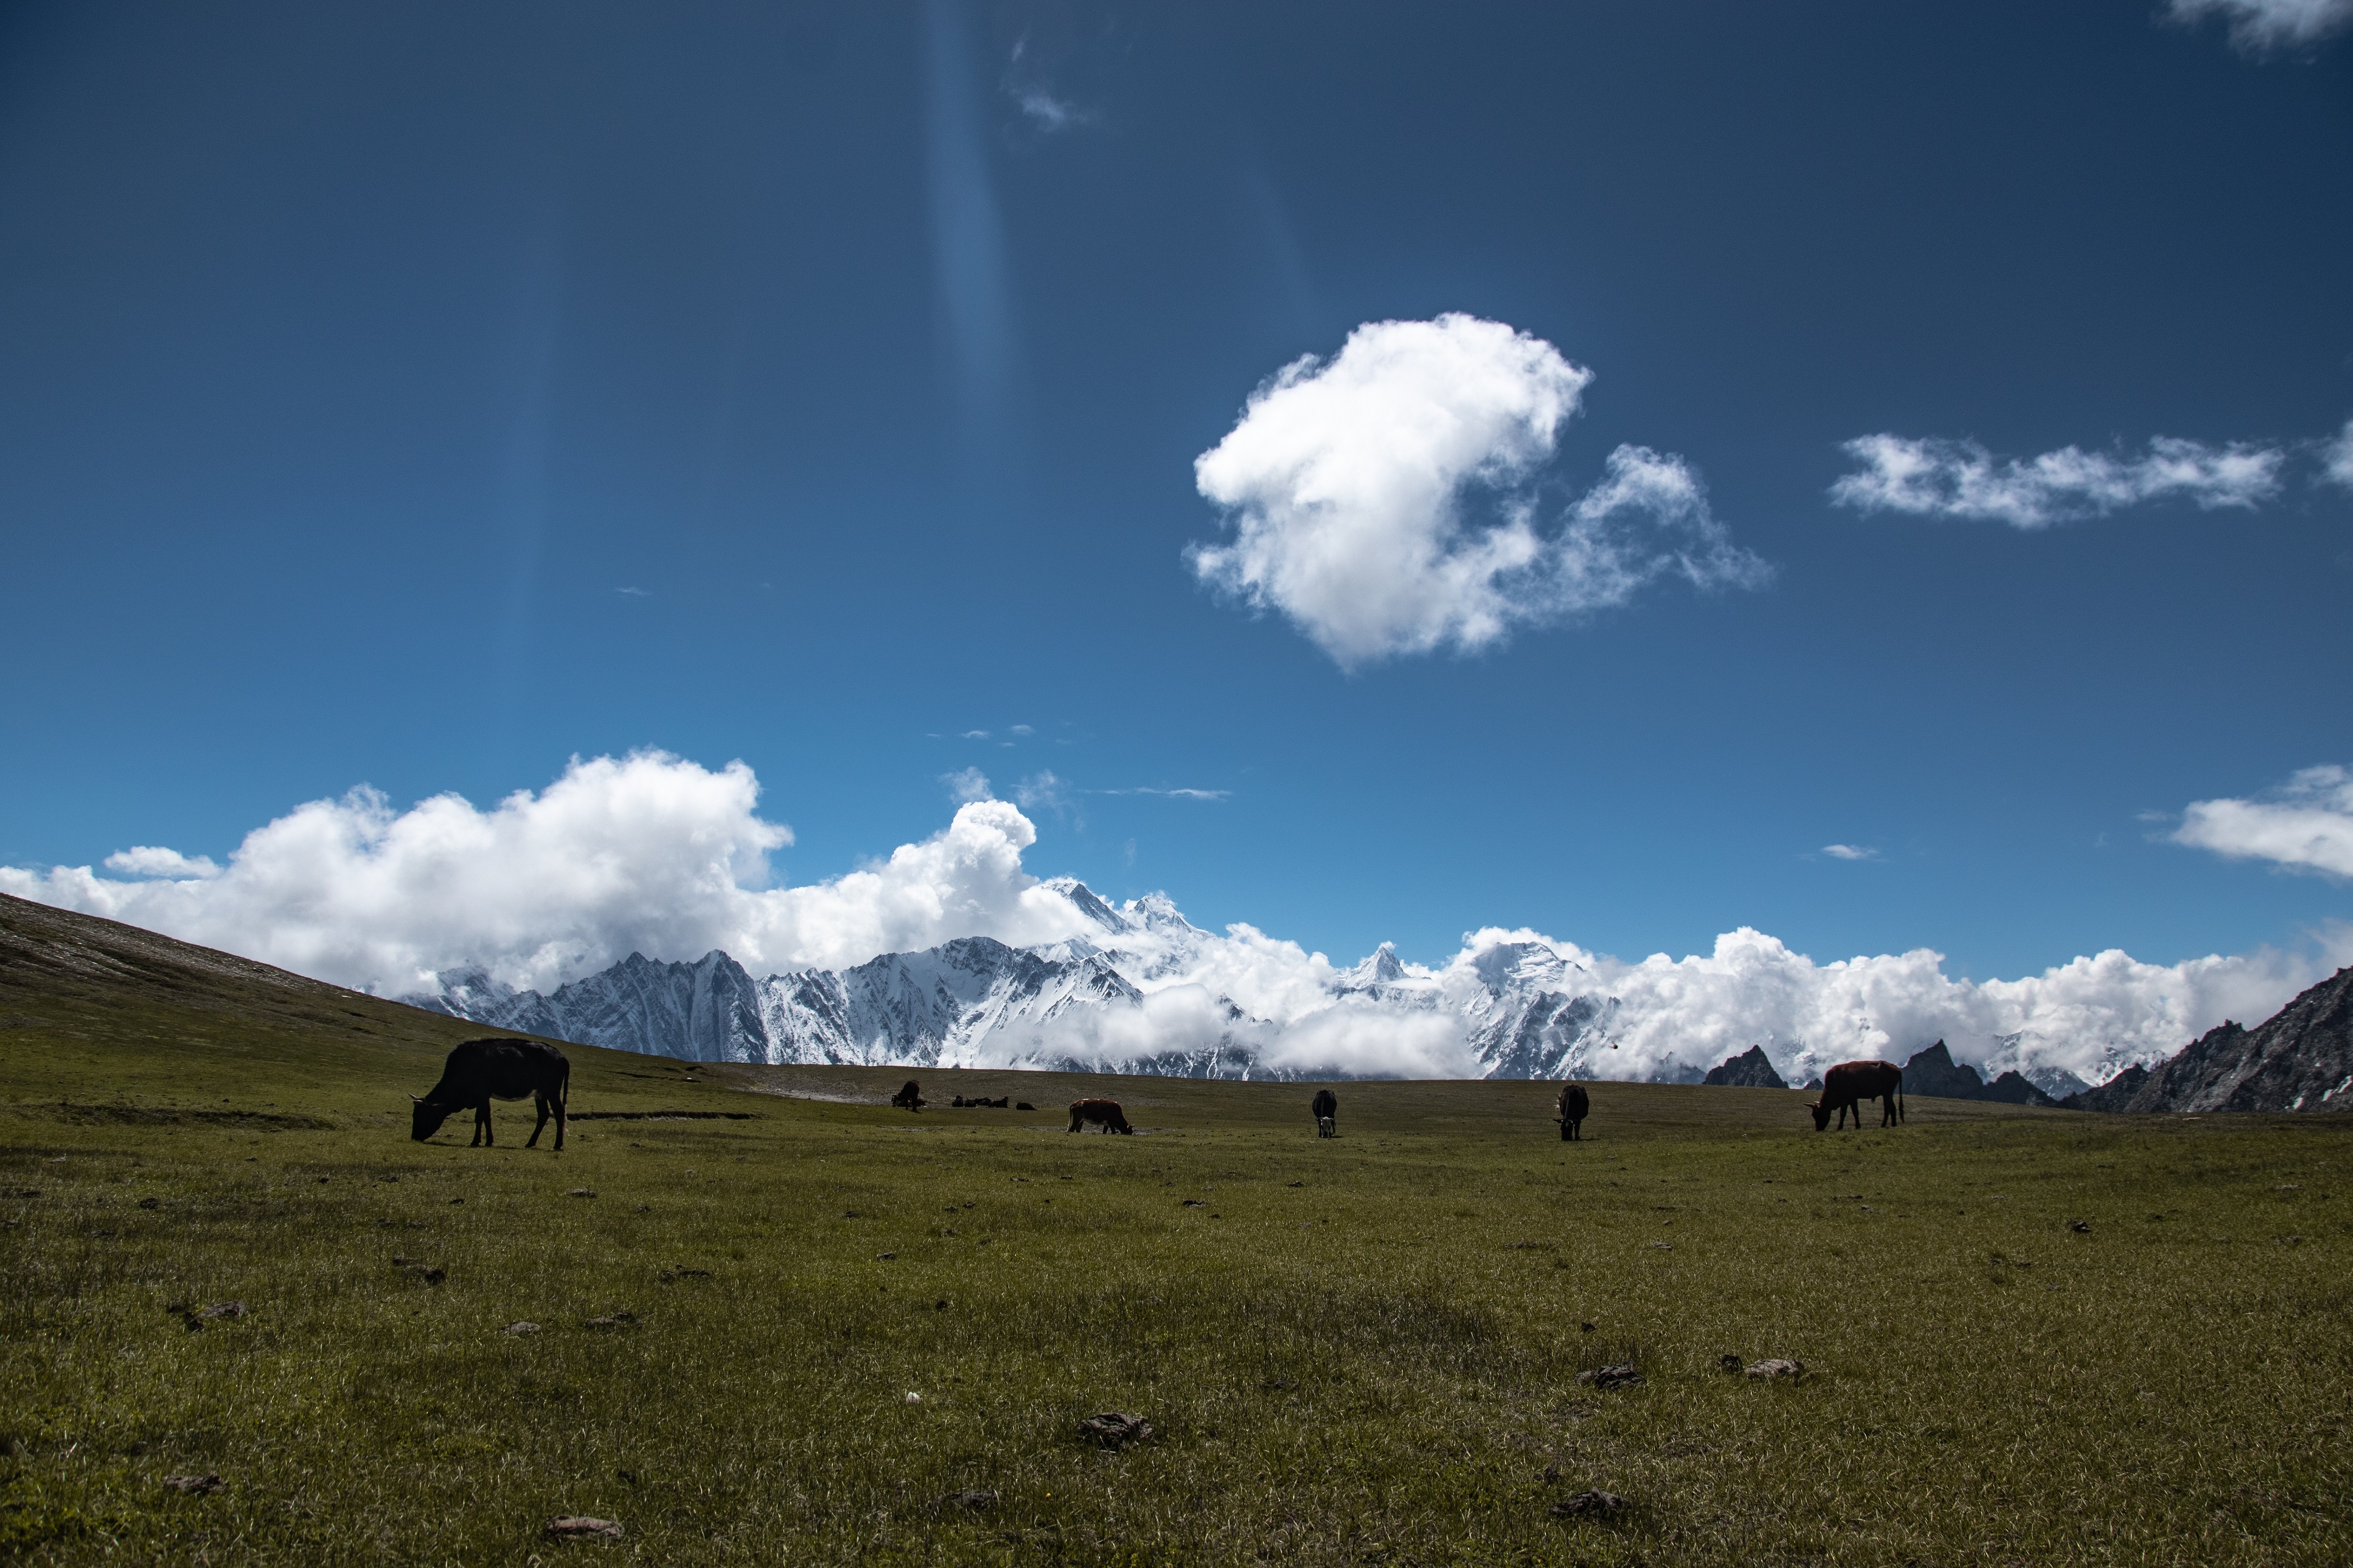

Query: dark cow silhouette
[1555,1082,1590,1141]
[951,1094,1013,1109]
[1068,1097,1134,1135]
[1311,1087,1338,1138]
[411,1038,569,1150]
[891,1079,925,1112]
[1811,1060,1905,1131]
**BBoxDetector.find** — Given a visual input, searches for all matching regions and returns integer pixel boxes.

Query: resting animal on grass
[891,1080,926,1112]
[1811,1060,1904,1131]
[1068,1098,1134,1135]
[1555,1082,1590,1141]
[411,1039,569,1150]
[1311,1087,1338,1138]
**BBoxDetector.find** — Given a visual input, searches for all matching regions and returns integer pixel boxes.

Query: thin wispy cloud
[1189,314,1768,668]
[2168,0,2353,51]
[1830,435,2285,528]
[1820,844,1879,862]
[2172,765,2353,879]
[615,586,649,598]
[1102,787,1231,801]
[1014,770,1069,813]
[1010,723,1035,736]
[2324,419,2353,491]
[960,729,990,740]
[941,767,994,804]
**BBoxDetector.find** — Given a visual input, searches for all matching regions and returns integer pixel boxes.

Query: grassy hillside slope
[3,893,2349,1564]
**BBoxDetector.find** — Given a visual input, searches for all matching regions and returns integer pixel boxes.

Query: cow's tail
[561,1056,572,1111]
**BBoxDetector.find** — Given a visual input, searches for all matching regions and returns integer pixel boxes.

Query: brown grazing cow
[890,1079,926,1112]
[1068,1098,1134,1135]
[1811,1060,1904,1130]
[1555,1082,1590,1140]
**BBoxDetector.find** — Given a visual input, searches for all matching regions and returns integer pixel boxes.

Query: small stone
[198,1301,248,1321]
[939,1488,999,1510]
[585,1310,636,1329]
[504,1322,541,1336]
[1718,1353,1743,1374]
[1549,1489,1624,1518]
[1181,1199,1207,1208]
[1577,1364,1644,1391]
[449,1197,464,1205]
[569,1189,597,1199]
[138,1196,160,1210]
[2068,1219,2091,1233]
[1287,1180,1304,1187]
[1580,1321,1595,1332]
[1078,1411,1154,1450]
[1650,1241,1672,1250]
[546,1516,624,1540]
[635,1205,650,1213]
[905,1391,922,1403]
[1745,1359,1803,1382]
[876,1252,896,1261]
[164,1473,225,1495]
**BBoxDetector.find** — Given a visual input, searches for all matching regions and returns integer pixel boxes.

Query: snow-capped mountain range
[402,877,1628,1080]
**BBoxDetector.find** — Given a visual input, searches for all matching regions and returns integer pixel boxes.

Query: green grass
[4,895,2351,1563]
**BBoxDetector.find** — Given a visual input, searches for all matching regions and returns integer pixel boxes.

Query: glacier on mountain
[401,876,1621,1079]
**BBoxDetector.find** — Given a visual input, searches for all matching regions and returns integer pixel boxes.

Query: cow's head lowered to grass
[411,1095,455,1142]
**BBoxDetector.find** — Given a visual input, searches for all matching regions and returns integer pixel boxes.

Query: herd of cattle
[409,1037,1912,1147]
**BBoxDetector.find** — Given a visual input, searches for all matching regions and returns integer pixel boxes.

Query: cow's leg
[471,1102,488,1147]
[528,1093,550,1148]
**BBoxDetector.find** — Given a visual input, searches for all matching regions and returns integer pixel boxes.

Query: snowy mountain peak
[1343,942,1407,987]
[1042,876,1131,935]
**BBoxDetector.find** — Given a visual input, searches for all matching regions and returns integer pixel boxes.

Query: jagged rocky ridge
[1702,1046,1787,1089]
[2061,966,2353,1114]
[402,878,1625,1079]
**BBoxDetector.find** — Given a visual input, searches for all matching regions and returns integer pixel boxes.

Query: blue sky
[4,0,2349,989]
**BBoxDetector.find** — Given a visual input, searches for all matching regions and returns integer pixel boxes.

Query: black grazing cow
[1555,1082,1590,1141]
[891,1080,926,1112]
[411,1038,569,1150]
[1811,1060,1904,1131]
[1311,1087,1338,1138]
[1068,1098,1134,1135]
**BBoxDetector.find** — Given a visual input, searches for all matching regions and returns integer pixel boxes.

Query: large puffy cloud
[2168,0,2353,49]
[0,752,1094,996]
[1189,314,1766,668]
[6,750,2344,1086]
[2173,765,2353,879]
[1830,434,2285,528]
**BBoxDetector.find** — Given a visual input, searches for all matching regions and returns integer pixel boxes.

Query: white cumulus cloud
[102,846,222,879]
[1820,844,1878,862]
[1189,313,1766,668]
[941,767,994,803]
[2169,0,2353,49]
[0,752,1095,997]
[1830,434,2286,528]
[2173,765,2353,879]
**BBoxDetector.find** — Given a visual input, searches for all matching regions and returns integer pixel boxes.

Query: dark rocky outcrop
[2064,967,2353,1115]
[1899,1041,2058,1107]
[2059,1063,2148,1114]
[1702,1045,1787,1089]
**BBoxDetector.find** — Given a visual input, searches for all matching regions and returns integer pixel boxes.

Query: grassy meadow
[3,895,2351,1564]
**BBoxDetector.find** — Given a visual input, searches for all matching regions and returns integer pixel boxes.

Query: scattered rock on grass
[585,1310,637,1330]
[876,1252,896,1261]
[505,1322,541,1336]
[1745,1359,1803,1382]
[164,1474,225,1495]
[546,1516,624,1540]
[138,1196,160,1210]
[1549,1490,1624,1518]
[1077,1412,1154,1450]
[569,1189,597,1199]
[1577,1365,1644,1391]
[197,1302,248,1322]
[1718,1354,1743,1373]
[2068,1220,2091,1234]
[938,1489,999,1510]
[1181,1199,1207,1208]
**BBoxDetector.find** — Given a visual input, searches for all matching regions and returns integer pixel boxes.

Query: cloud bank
[2325,419,2353,490]
[2174,765,2353,879]
[2169,0,2353,50]
[6,753,2345,1086]
[0,752,1094,997]
[1830,434,2285,528]
[1189,314,1767,668]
